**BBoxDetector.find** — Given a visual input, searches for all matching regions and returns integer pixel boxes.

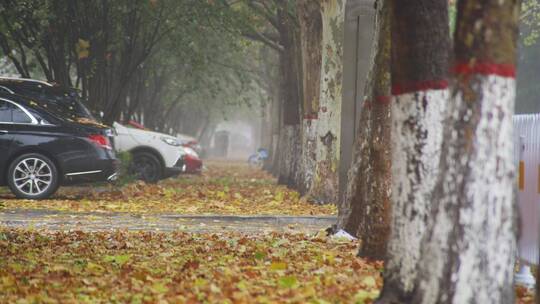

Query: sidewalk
[0,209,336,233]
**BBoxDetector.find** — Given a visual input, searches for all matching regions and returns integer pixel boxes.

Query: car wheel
[130,152,162,183]
[7,153,59,200]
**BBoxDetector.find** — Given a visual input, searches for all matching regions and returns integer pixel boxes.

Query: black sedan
[0,93,119,199]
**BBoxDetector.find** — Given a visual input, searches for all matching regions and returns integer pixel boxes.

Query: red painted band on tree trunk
[376,96,391,104]
[452,62,516,78]
[304,113,318,120]
[391,79,449,95]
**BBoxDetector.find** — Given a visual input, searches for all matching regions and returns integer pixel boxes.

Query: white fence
[513,114,540,285]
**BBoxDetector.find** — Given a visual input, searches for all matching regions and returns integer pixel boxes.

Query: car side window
[12,105,32,123]
[0,101,11,122]
[0,100,33,124]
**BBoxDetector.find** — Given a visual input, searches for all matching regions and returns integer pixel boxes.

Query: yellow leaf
[150,282,168,294]
[278,276,298,288]
[86,262,104,274]
[76,38,90,59]
[1,276,15,288]
[236,280,248,291]
[194,278,207,287]
[210,284,221,293]
[78,38,90,49]
[361,276,377,288]
[274,191,284,202]
[270,261,287,271]
[354,289,380,304]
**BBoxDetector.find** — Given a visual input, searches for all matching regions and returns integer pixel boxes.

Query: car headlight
[183,147,198,157]
[161,137,181,146]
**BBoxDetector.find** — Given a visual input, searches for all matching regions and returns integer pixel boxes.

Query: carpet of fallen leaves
[0,228,382,304]
[1,160,336,216]
[0,161,536,303]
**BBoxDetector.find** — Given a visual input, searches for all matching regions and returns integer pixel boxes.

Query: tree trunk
[310,0,345,203]
[359,0,391,259]
[337,0,391,261]
[297,0,344,203]
[277,124,302,187]
[276,0,303,188]
[411,1,520,303]
[297,0,322,195]
[337,94,372,234]
[376,0,450,302]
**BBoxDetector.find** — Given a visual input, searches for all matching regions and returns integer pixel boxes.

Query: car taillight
[88,134,112,150]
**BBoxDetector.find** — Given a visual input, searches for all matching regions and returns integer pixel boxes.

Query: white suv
[113,122,185,183]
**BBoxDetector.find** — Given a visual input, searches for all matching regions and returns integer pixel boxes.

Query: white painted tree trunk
[299,119,318,194]
[307,0,344,203]
[414,75,517,304]
[383,89,447,294]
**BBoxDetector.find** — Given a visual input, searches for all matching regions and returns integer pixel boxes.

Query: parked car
[181,146,203,173]
[126,120,203,156]
[113,122,186,183]
[0,78,186,183]
[0,92,119,199]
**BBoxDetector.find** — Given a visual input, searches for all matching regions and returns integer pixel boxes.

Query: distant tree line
[0,0,262,141]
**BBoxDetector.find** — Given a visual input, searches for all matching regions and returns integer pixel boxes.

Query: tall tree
[309,0,345,203]
[376,0,450,302]
[297,0,322,195]
[337,0,391,260]
[0,0,173,124]
[412,0,520,303]
[224,0,305,188]
[274,0,303,188]
[295,0,345,202]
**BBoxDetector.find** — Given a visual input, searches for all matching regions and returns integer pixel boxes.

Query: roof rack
[0,77,53,87]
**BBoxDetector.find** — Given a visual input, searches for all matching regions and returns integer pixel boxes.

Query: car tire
[7,153,59,200]
[130,152,162,183]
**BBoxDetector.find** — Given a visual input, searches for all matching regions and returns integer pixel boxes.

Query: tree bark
[337,98,372,233]
[337,0,391,261]
[276,0,303,188]
[412,1,520,303]
[297,0,322,196]
[310,0,345,203]
[359,0,392,260]
[297,0,322,118]
[296,0,344,203]
[376,0,450,302]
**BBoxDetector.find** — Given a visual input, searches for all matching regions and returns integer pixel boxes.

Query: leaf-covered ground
[0,161,535,303]
[0,229,382,304]
[0,161,336,216]
[0,231,536,304]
